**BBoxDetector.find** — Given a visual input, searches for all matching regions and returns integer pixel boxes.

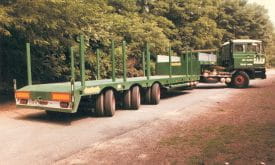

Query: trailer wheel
[151,83,161,105]
[104,90,116,116]
[145,87,151,104]
[95,93,104,116]
[232,71,249,88]
[123,90,131,109]
[131,86,141,110]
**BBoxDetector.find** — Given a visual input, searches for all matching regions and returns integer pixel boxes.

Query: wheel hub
[235,75,245,85]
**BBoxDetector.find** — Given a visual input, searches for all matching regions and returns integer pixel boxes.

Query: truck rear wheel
[95,93,104,116]
[123,90,131,109]
[151,83,161,105]
[131,86,141,110]
[232,71,249,88]
[104,90,116,116]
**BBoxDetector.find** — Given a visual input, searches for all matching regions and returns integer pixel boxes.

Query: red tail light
[20,99,28,104]
[60,102,69,108]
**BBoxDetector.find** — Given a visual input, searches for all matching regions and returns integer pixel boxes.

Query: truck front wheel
[232,71,249,88]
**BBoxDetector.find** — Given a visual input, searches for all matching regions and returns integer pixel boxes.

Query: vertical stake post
[13,79,17,91]
[70,47,75,82]
[186,51,189,75]
[122,41,127,82]
[111,40,116,82]
[169,46,172,78]
[79,35,85,88]
[142,51,146,76]
[70,47,75,104]
[26,43,32,85]
[190,50,193,75]
[96,49,100,80]
[146,43,151,80]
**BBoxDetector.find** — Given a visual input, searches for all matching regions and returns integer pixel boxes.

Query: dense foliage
[0,0,274,91]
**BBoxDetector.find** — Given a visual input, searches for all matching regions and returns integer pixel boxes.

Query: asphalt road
[0,70,274,165]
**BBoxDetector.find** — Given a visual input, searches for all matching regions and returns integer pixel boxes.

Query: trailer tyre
[151,83,161,105]
[95,93,105,116]
[123,90,131,109]
[131,86,141,110]
[104,90,116,116]
[145,87,151,104]
[232,71,249,88]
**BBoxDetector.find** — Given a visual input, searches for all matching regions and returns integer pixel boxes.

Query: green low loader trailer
[198,39,266,88]
[14,36,200,117]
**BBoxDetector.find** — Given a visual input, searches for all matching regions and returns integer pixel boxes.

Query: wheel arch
[100,86,117,94]
[151,81,162,88]
[130,83,143,90]
[232,69,253,79]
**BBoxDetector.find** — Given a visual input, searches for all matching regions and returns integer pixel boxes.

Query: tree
[0,0,274,93]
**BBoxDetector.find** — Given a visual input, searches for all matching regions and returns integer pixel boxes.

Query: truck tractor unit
[198,39,266,88]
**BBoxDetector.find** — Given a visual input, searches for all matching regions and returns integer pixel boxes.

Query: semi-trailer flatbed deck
[15,35,200,117]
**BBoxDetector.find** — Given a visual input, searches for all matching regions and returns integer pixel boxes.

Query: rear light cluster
[52,92,71,108]
[15,91,72,109]
[16,91,30,105]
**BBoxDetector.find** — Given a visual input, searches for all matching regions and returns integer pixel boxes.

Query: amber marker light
[51,92,71,102]
[15,91,30,99]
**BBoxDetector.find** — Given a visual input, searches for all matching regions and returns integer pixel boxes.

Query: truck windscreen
[246,43,262,54]
[234,43,262,54]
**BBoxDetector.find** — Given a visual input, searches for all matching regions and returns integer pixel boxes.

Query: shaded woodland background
[0,0,274,93]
